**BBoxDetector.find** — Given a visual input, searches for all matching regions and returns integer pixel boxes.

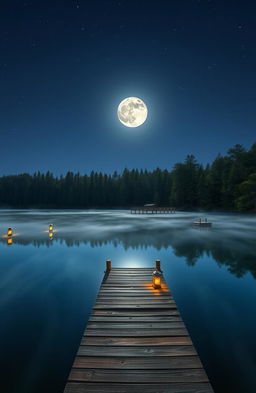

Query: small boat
[193,220,212,227]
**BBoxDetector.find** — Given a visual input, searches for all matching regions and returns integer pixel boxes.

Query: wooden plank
[107,267,154,273]
[107,276,156,278]
[107,274,155,276]
[100,286,169,289]
[105,282,161,285]
[99,290,171,295]
[64,382,214,393]
[100,288,169,291]
[99,292,171,297]
[107,273,154,277]
[85,328,188,337]
[68,368,208,383]
[77,344,193,357]
[106,273,153,276]
[81,337,193,347]
[73,356,203,369]
[106,276,155,278]
[100,284,164,288]
[89,316,182,322]
[86,322,185,329]
[93,304,177,309]
[92,310,180,316]
[100,287,171,290]
[96,298,175,304]
[96,296,173,299]
[102,281,155,284]
[99,286,168,290]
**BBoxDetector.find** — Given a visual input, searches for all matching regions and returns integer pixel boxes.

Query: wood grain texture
[96,298,175,303]
[68,368,208,383]
[99,291,171,296]
[85,328,188,337]
[93,304,177,309]
[64,267,214,393]
[77,344,195,357]
[89,316,182,322]
[86,321,185,329]
[64,383,214,393]
[80,337,193,347]
[92,310,180,316]
[73,356,203,369]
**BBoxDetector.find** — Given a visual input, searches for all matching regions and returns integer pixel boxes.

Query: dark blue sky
[1,0,255,175]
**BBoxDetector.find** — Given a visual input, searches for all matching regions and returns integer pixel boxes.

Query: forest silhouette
[0,143,255,211]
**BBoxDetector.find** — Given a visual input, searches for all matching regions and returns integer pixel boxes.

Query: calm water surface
[0,209,256,393]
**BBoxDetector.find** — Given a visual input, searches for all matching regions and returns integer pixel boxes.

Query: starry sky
[1,0,256,175]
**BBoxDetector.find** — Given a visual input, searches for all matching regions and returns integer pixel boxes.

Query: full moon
[117,97,148,127]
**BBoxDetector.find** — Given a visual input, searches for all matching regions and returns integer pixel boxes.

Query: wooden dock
[64,261,214,393]
[131,207,176,214]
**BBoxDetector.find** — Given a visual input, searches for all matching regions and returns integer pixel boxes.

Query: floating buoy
[7,228,13,237]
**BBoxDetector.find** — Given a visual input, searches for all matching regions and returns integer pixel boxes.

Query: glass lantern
[152,269,162,289]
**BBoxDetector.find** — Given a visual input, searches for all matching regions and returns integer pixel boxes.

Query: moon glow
[117,97,148,127]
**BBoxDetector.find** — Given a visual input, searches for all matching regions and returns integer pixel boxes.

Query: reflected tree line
[0,143,255,211]
[2,229,256,278]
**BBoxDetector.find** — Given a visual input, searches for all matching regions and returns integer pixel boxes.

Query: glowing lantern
[7,238,13,245]
[152,270,162,289]
[49,224,53,232]
[7,228,13,237]
[49,232,53,240]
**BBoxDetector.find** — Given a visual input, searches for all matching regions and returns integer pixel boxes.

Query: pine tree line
[0,143,255,211]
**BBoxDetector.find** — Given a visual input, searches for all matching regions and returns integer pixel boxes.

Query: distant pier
[64,260,214,393]
[131,206,176,214]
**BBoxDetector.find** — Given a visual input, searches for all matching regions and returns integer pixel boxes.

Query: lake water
[0,209,255,393]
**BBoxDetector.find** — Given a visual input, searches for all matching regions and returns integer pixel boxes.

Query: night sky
[1,1,256,175]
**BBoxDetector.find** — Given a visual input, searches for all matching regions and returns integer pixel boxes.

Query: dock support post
[106,259,112,271]
[155,259,161,271]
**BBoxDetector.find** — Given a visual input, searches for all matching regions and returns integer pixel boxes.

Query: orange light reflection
[143,282,169,295]
[1,233,20,239]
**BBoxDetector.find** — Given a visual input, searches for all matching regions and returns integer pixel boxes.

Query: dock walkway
[64,262,214,393]
[131,207,176,214]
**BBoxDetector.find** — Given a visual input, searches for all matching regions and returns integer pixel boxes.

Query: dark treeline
[0,143,255,211]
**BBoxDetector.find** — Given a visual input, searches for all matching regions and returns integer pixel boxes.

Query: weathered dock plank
[68,368,209,383]
[65,383,213,393]
[73,356,202,369]
[64,263,214,393]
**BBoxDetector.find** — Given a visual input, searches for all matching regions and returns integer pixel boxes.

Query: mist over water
[0,210,256,393]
